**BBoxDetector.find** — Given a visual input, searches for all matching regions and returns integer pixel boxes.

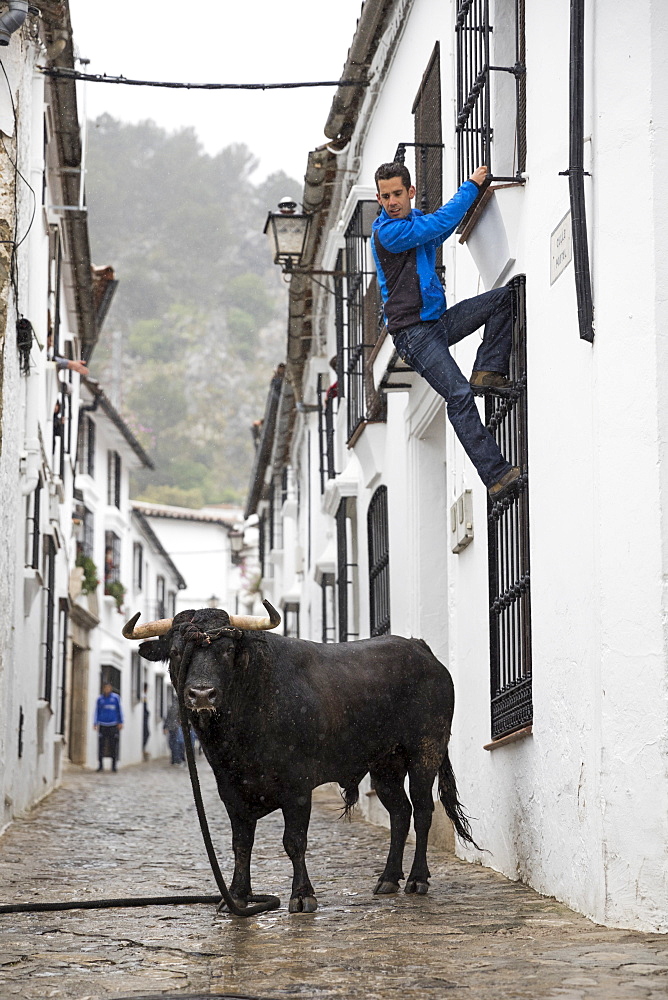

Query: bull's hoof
[373,879,400,895]
[404,879,429,895]
[216,897,248,914]
[288,895,318,913]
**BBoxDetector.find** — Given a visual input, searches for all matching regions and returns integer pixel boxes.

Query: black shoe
[112,764,117,772]
[97,764,103,772]
[488,467,522,503]
[470,370,515,396]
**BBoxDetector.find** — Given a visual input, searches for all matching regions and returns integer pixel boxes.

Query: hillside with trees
[85,114,299,506]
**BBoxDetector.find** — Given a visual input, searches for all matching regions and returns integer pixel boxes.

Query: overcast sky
[67,0,365,184]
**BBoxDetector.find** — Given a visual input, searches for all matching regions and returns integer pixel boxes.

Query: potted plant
[105,580,126,613]
[75,554,99,595]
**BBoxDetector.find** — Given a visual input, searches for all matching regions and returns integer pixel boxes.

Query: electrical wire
[40,67,368,91]
[0,57,38,317]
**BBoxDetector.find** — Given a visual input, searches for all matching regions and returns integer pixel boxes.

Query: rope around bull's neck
[175,635,281,917]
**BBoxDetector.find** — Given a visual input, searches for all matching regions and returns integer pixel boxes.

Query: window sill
[458,181,525,244]
[483,724,532,751]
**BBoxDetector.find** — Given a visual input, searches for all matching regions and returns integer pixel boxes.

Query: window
[283,602,300,639]
[321,573,336,643]
[412,43,443,216]
[131,652,142,704]
[367,486,390,637]
[107,450,121,508]
[77,414,95,477]
[317,373,338,494]
[156,575,166,619]
[101,664,121,694]
[155,674,165,722]
[167,590,176,616]
[269,476,284,551]
[77,506,95,560]
[344,201,385,442]
[48,225,62,357]
[259,512,267,578]
[486,275,532,739]
[43,536,57,703]
[336,497,359,642]
[25,478,42,569]
[455,0,526,186]
[55,599,68,734]
[133,542,144,592]
[104,530,121,591]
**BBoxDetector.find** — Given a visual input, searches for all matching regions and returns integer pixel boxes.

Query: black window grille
[486,274,532,739]
[107,450,121,508]
[270,476,284,550]
[367,486,391,637]
[52,381,72,480]
[156,575,166,619]
[26,477,42,569]
[455,0,526,187]
[133,542,143,592]
[131,652,142,704]
[104,530,121,591]
[317,372,337,493]
[412,42,443,216]
[336,498,359,642]
[344,202,384,442]
[43,535,57,703]
[334,250,346,402]
[155,674,164,721]
[101,664,121,694]
[259,512,267,577]
[55,599,68,735]
[284,602,300,639]
[48,225,62,357]
[321,572,336,643]
[79,506,94,560]
[77,414,95,477]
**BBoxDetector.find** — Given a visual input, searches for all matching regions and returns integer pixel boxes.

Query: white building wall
[280,0,668,931]
[1,31,91,824]
[135,510,240,617]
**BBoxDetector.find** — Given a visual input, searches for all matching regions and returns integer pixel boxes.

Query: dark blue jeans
[393,287,513,487]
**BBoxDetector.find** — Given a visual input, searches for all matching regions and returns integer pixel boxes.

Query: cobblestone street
[0,759,666,1000]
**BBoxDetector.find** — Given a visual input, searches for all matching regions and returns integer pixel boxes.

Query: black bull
[133,606,478,913]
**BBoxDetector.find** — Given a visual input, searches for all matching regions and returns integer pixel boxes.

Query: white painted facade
[0,9,93,827]
[253,0,668,931]
[131,502,244,619]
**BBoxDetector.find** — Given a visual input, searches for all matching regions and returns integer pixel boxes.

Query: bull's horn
[228,599,281,631]
[122,612,173,640]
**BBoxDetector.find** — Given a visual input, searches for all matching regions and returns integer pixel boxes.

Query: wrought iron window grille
[344,203,386,441]
[316,372,337,494]
[335,499,359,643]
[367,486,391,638]
[455,0,526,187]
[321,573,336,643]
[486,274,532,739]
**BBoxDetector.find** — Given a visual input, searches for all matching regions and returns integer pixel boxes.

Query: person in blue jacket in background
[371,161,521,502]
[94,681,123,772]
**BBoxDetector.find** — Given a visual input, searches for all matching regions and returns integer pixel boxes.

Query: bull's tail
[339,783,359,821]
[438,748,483,851]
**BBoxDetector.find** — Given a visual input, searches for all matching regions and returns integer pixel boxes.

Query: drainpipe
[567,0,594,342]
[0,1,29,47]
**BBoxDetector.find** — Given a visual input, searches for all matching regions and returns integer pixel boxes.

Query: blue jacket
[94,692,123,726]
[371,180,480,334]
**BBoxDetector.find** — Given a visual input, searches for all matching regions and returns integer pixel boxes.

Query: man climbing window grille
[371,160,522,502]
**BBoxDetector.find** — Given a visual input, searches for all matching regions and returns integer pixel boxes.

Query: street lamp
[263,197,311,273]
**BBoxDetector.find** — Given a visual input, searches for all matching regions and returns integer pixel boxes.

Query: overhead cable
[40,67,369,91]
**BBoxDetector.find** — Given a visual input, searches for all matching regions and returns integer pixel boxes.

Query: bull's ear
[138,637,171,662]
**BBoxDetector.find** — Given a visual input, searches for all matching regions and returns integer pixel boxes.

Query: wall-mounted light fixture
[263,198,347,277]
